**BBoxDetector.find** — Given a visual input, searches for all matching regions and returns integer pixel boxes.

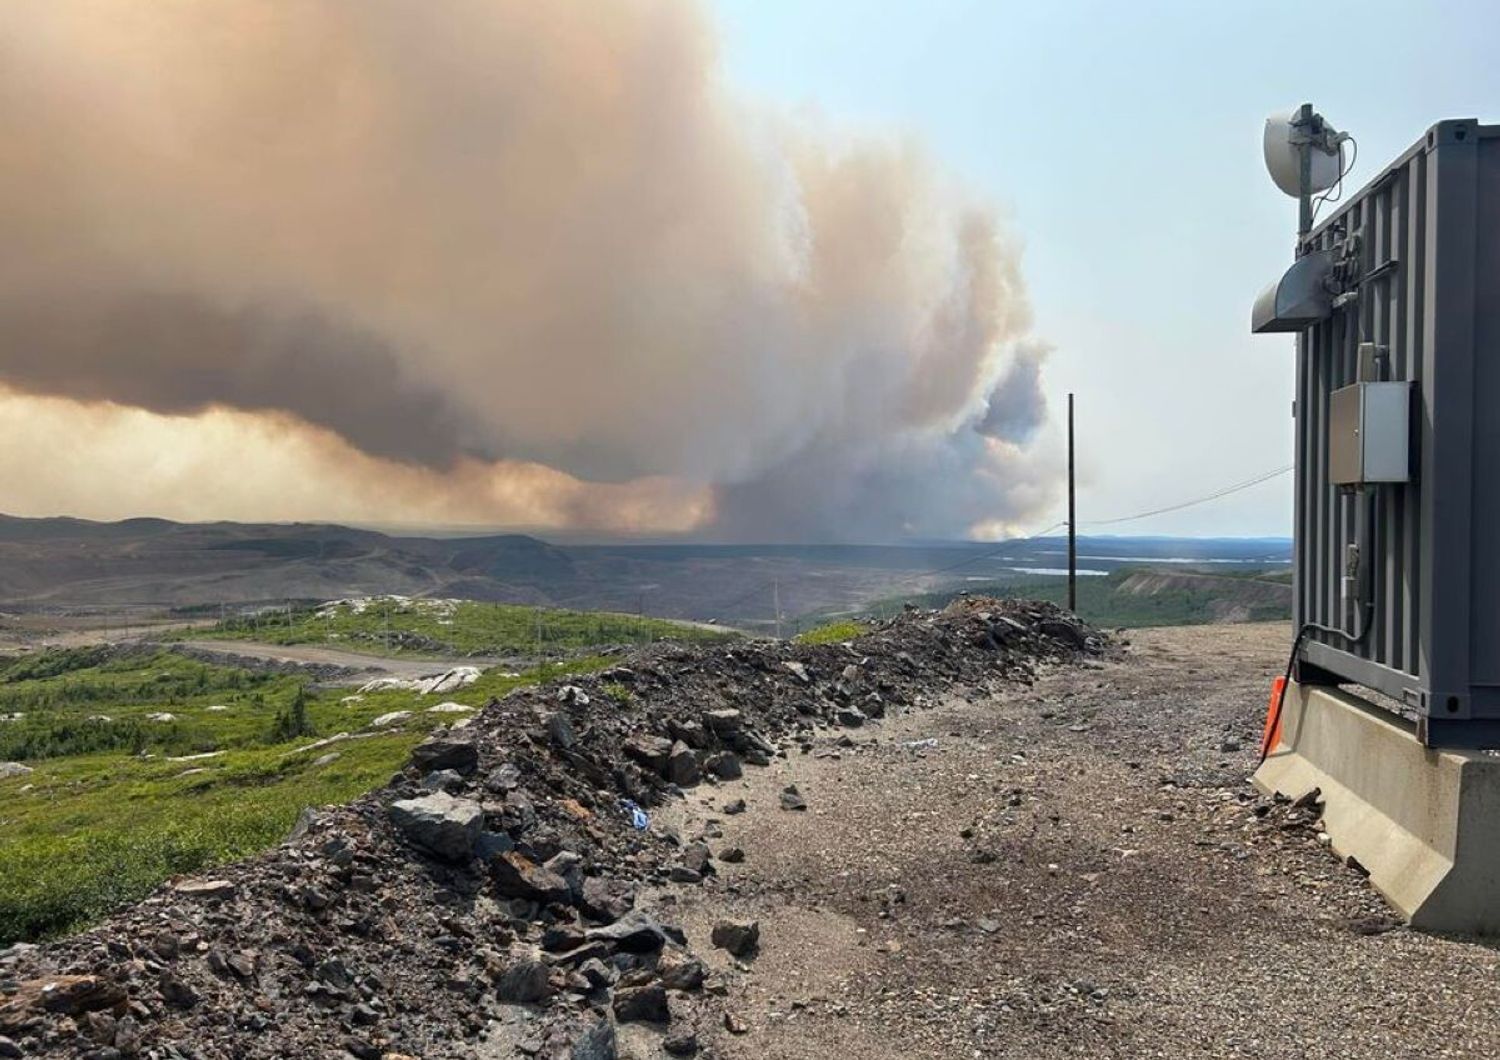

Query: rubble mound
[0,599,1106,1059]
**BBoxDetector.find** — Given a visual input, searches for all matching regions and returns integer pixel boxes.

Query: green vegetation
[794,619,870,645]
[167,597,735,658]
[0,646,609,945]
[854,567,1292,629]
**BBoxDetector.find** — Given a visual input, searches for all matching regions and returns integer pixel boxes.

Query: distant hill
[0,514,1290,627]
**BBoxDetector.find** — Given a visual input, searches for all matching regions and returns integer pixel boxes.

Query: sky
[710,0,1500,536]
[1,1,1495,542]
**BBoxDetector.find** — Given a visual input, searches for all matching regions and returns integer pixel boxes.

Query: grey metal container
[1291,118,1499,747]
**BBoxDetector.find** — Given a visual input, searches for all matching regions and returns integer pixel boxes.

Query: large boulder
[388,793,483,862]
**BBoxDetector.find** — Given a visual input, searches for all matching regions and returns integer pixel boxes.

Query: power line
[1082,464,1293,527]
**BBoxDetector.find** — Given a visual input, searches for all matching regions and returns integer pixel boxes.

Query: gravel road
[660,622,1500,1059]
[179,638,507,679]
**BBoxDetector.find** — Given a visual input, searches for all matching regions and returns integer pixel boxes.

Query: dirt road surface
[180,638,506,679]
[654,622,1500,1059]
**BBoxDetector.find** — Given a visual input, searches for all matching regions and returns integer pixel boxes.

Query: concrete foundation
[1254,681,1500,934]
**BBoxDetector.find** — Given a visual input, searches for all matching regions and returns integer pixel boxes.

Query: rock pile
[0,599,1104,1059]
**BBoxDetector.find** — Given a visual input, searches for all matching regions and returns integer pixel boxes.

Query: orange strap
[1260,675,1288,758]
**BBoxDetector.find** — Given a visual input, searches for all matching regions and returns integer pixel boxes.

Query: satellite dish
[1263,107,1346,198]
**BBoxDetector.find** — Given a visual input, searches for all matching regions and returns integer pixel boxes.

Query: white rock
[417,667,482,695]
[204,704,231,712]
[167,751,223,763]
[0,761,34,780]
[146,712,178,723]
[370,711,413,728]
[427,702,474,714]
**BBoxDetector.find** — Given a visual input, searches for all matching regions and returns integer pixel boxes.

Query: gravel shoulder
[663,622,1500,1059]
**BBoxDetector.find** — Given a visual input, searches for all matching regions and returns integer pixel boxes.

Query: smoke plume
[0,0,1054,540]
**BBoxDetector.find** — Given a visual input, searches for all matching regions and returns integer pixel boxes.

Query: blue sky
[709,0,1500,536]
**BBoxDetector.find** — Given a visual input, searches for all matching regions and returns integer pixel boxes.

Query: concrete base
[1254,681,1500,934]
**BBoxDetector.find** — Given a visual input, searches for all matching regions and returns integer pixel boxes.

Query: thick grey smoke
[0,0,1054,540]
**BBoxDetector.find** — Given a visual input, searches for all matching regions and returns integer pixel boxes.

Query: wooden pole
[1067,392,1077,613]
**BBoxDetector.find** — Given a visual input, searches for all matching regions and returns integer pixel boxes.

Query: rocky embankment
[0,599,1106,1060]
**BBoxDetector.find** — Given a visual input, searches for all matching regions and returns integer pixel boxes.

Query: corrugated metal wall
[1297,140,1426,687]
[1292,119,1498,738]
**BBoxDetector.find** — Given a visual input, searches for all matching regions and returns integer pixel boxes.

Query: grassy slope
[166,597,734,657]
[794,620,870,645]
[0,647,607,944]
[856,568,1291,629]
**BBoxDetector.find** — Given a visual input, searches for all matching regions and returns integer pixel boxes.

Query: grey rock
[545,850,586,895]
[667,741,701,786]
[579,957,616,988]
[546,712,577,750]
[723,798,747,815]
[623,734,673,772]
[388,792,483,862]
[409,734,479,776]
[0,762,33,781]
[718,846,745,864]
[711,918,760,957]
[578,876,635,923]
[585,910,684,953]
[476,830,515,861]
[704,708,743,736]
[421,768,464,791]
[658,952,706,991]
[343,1035,381,1060]
[490,852,570,904]
[682,841,713,876]
[612,981,670,1023]
[835,705,867,727]
[570,1018,617,1060]
[172,878,236,900]
[704,751,743,780]
[779,786,807,811]
[664,1030,699,1056]
[0,1036,19,1058]
[485,762,522,792]
[496,958,552,1003]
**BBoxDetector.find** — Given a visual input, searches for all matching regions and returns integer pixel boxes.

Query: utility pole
[1067,392,1077,613]
[773,580,782,639]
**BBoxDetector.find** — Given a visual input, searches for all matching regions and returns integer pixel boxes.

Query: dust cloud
[0,0,1055,540]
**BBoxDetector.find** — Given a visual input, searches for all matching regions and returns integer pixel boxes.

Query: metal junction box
[1279,119,1500,747]
[1327,381,1412,485]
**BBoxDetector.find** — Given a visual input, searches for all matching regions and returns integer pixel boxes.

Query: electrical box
[1328,381,1412,485]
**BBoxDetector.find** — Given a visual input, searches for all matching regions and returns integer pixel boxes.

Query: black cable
[1259,490,1375,765]
[1083,465,1292,527]
[1310,135,1358,227]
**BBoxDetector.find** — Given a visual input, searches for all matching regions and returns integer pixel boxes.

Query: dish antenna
[1262,103,1351,234]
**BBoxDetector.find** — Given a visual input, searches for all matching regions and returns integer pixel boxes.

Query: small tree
[269,685,314,743]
